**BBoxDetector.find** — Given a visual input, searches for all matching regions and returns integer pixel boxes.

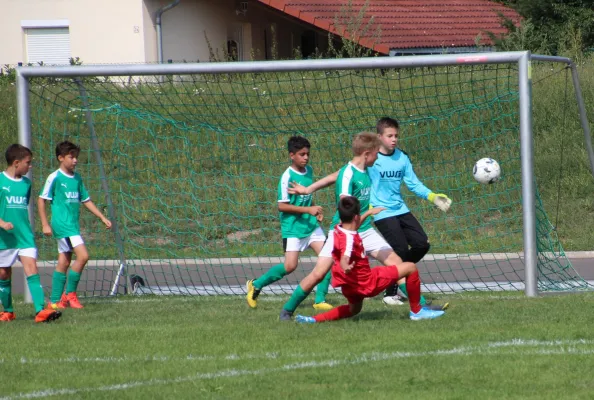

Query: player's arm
[403,157,451,212]
[38,175,55,236]
[82,200,112,229]
[278,201,323,221]
[37,197,52,236]
[359,207,386,229]
[0,218,13,231]
[288,170,339,195]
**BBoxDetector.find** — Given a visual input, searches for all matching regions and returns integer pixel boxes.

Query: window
[22,21,71,65]
[301,30,317,58]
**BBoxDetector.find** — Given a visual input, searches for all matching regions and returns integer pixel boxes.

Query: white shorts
[284,227,326,252]
[0,248,38,268]
[319,228,392,258]
[57,235,85,253]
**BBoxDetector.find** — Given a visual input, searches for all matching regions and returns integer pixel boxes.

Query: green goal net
[24,59,589,297]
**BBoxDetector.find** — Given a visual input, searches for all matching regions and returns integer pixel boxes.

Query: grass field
[3,292,594,399]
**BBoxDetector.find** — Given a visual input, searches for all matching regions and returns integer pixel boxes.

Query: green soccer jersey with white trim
[330,162,372,232]
[0,172,35,249]
[39,169,90,239]
[277,165,319,239]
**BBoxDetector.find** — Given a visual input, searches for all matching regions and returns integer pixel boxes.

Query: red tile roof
[256,0,521,53]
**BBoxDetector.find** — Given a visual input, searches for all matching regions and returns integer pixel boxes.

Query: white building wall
[1,0,147,65]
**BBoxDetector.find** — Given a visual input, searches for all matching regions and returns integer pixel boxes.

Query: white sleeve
[339,167,354,197]
[277,170,290,203]
[344,232,354,258]
[39,172,57,200]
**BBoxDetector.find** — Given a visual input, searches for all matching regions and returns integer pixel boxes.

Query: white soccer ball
[473,158,501,184]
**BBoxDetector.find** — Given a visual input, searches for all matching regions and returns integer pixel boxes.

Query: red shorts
[340,265,400,304]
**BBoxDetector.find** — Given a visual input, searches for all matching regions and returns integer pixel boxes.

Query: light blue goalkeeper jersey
[368,149,432,221]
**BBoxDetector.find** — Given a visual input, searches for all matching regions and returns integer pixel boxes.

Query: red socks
[406,270,422,314]
[313,304,353,322]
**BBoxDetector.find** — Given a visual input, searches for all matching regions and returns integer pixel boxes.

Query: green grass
[3,293,594,399]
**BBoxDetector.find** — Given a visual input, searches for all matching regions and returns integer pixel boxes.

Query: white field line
[1,339,591,367]
[2,339,594,400]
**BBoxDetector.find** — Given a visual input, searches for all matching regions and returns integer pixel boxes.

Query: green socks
[66,270,82,294]
[283,285,310,313]
[0,279,13,312]
[26,274,45,313]
[314,271,332,304]
[253,263,286,290]
[51,271,67,303]
[398,282,426,306]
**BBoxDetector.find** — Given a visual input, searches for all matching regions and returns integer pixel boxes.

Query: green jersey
[330,162,372,232]
[277,165,318,239]
[39,169,90,239]
[0,172,35,249]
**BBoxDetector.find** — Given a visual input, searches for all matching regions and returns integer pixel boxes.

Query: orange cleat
[35,309,62,323]
[53,293,69,309]
[0,312,16,321]
[66,292,83,309]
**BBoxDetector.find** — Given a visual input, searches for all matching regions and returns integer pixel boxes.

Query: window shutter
[26,28,71,65]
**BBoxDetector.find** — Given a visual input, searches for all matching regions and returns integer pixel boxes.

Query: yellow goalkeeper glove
[427,193,452,212]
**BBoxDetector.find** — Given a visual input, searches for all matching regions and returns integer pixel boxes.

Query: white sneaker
[383,295,405,306]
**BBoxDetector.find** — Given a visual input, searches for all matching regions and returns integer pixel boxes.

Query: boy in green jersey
[0,144,61,323]
[246,136,333,310]
[38,141,111,309]
[279,132,407,320]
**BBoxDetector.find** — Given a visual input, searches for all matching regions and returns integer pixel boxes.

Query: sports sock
[253,263,286,290]
[51,271,66,303]
[313,304,353,322]
[0,279,13,312]
[26,274,45,313]
[406,271,422,314]
[283,284,310,313]
[66,270,82,294]
[399,282,426,305]
[314,271,331,304]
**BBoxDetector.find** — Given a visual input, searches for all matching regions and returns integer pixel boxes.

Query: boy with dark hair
[279,132,409,320]
[0,144,62,322]
[295,196,445,323]
[246,136,333,310]
[38,141,111,309]
[370,117,451,305]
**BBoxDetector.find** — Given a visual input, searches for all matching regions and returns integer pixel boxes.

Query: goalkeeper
[369,117,452,306]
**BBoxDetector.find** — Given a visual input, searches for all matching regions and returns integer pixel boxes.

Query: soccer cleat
[410,308,445,321]
[279,309,293,321]
[52,293,69,309]
[383,295,405,306]
[295,315,316,324]
[49,294,68,310]
[313,302,333,311]
[246,280,261,309]
[66,292,84,309]
[0,312,16,322]
[35,309,62,323]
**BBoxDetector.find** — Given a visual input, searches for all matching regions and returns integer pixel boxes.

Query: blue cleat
[410,307,445,321]
[295,315,316,324]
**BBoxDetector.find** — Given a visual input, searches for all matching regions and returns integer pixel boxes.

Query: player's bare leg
[279,256,332,320]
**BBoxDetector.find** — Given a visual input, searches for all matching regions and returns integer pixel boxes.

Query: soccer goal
[15,51,594,298]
